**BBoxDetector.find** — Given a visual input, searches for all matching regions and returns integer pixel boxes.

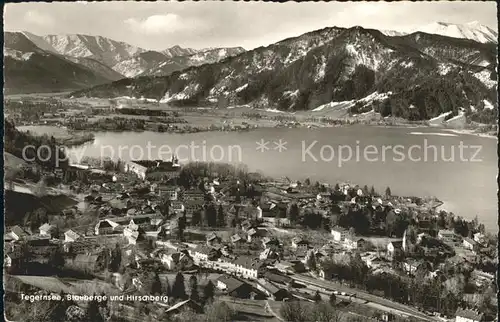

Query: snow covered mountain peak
[413,21,497,43]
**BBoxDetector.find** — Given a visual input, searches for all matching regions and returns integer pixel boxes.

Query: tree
[203,280,215,302]
[304,178,311,186]
[206,301,236,322]
[189,275,199,302]
[217,204,226,227]
[85,294,104,322]
[363,185,369,196]
[314,290,322,302]
[312,302,342,322]
[151,272,162,295]
[49,247,65,270]
[280,301,309,322]
[334,183,340,191]
[205,203,217,227]
[164,276,172,298]
[370,186,376,196]
[306,251,317,271]
[385,187,392,197]
[172,272,186,299]
[287,203,300,225]
[329,293,337,306]
[177,215,186,241]
[191,209,202,226]
[108,243,122,272]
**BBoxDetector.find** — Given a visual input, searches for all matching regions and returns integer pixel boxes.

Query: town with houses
[3,151,497,322]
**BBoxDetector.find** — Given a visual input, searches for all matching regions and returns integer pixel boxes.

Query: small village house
[291,237,309,250]
[438,229,457,243]
[64,229,81,243]
[463,238,477,251]
[39,223,56,238]
[387,241,403,259]
[216,276,254,299]
[331,226,348,242]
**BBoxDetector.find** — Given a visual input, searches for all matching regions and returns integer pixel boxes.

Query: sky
[4,2,498,51]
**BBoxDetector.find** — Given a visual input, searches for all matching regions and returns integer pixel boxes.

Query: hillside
[141,46,246,76]
[65,56,124,81]
[112,50,170,77]
[71,26,497,121]
[40,33,146,67]
[3,32,116,94]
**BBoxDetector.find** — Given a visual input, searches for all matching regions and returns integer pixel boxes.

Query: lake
[19,125,498,231]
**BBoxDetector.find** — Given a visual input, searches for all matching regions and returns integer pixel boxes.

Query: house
[206,232,221,246]
[247,228,260,242]
[262,237,280,249]
[362,254,385,269]
[216,276,254,298]
[331,226,348,242]
[232,256,264,280]
[343,236,365,250]
[264,271,292,286]
[463,238,477,251]
[387,241,403,258]
[26,235,51,246]
[39,223,56,238]
[260,248,279,260]
[157,185,179,200]
[144,226,162,239]
[291,237,309,250]
[64,230,81,243]
[231,234,246,247]
[403,259,422,275]
[416,232,428,244]
[473,232,485,245]
[63,240,96,254]
[455,308,484,322]
[438,229,456,242]
[161,252,193,270]
[126,230,139,245]
[255,279,289,301]
[182,188,205,202]
[190,246,219,263]
[95,219,122,235]
[8,225,30,241]
[184,200,204,217]
[124,161,148,180]
[170,201,185,214]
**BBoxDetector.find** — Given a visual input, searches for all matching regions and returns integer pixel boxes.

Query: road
[291,274,438,321]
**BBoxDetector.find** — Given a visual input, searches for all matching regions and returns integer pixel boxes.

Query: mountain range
[380,21,498,44]
[72,24,497,122]
[3,31,245,94]
[3,22,498,123]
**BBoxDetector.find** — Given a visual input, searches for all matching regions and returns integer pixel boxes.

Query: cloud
[124,14,197,34]
[24,10,54,27]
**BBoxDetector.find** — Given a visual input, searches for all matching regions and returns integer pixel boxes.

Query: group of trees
[280,300,342,322]
[138,271,215,305]
[319,254,478,317]
[4,120,69,169]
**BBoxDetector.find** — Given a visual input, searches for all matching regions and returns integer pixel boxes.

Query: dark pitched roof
[233,256,263,270]
[217,276,247,293]
[389,241,403,248]
[11,225,29,238]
